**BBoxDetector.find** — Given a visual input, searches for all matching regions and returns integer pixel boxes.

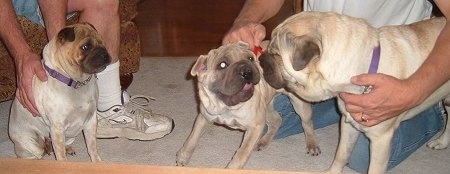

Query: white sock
[97,61,122,111]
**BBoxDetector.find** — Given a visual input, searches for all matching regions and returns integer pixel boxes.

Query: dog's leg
[427,98,450,149]
[11,136,46,159]
[288,94,321,156]
[176,113,210,166]
[227,123,264,169]
[49,125,67,160]
[327,119,360,174]
[365,126,395,174]
[256,99,282,151]
[9,101,45,159]
[83,112,102,162]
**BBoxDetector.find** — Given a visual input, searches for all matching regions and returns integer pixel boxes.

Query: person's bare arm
[0,0,47,116]
[410,0,450,101]
[222,0,285,48]
[38,0,68,39]
[340,0,450,126]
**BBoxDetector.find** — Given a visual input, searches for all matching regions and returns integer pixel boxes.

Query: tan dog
[9,23,111,161]
[176,42,320,169]
[260,11,450,174]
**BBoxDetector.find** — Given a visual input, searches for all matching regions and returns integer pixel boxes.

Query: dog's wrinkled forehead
[56,22,104,47]
[208,42,255,67]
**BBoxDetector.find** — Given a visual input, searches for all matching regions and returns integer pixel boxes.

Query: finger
[340,92,367,110]
[351,73,381,86]
[344,103,364,114]
[222,35,233,45]
[24,87,40,116]
[34,64,48,81]
[15,89,24,106]
[360,119,380,127]
[349,112,378,126]
[253,24,266,46]
[17,89,35,115]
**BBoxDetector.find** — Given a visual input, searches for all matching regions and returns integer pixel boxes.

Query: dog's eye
[218,61,228,69]
[248,57,254,61]
[81,43,91,51]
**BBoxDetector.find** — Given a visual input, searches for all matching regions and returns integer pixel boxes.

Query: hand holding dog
[340,73,421,126]
[222,22,266,49]
[14,51,47,117]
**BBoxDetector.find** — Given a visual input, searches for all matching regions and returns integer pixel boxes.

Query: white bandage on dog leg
[96,61,122,111]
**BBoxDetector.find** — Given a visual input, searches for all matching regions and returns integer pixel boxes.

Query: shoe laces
[116,95,158,131]
[126,95,156,111]
[98,95,157,128]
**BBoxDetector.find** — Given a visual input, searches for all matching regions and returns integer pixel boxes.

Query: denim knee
[348,103,446,173]
[274,95,340,139]
[13,0,44,26]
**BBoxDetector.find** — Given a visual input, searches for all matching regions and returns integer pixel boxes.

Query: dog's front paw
[66,146,76,156]
[175,149,190,166]
[175,157,188,166]
[427,136,449,150]
[306,143,321,156]
[255,140,269,151]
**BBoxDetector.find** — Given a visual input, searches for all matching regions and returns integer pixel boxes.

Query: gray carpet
[0,57,449,173]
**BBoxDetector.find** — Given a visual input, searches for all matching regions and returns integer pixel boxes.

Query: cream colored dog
[9,23,111,161]
[176,42,320,169]
[260,11,450,173]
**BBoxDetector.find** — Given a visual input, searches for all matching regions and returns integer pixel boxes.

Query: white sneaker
[96,95,174,140]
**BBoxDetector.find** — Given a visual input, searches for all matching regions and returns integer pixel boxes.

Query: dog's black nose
[96,48,111,64]
[240,67,253,82]
[101,52,110,63]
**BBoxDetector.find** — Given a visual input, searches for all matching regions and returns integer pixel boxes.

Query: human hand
[222,22,266,49]
[14,51,47,116]
[339,73,421,126]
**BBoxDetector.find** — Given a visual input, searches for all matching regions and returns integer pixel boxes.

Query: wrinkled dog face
[260,29,321,91]
[54,22,111,75]
[191,42,260,106]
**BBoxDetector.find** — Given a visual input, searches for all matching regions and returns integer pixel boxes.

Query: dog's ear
[82,22,97,31]
[57,26,76,43]
[237,41,250,50]
[190,55,208,77]
[259,52,286,89]
[291,35,320,71]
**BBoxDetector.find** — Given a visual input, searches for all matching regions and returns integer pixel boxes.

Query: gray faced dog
[9,23,110,161]
[176,41,320,169]
[260,11,450,173]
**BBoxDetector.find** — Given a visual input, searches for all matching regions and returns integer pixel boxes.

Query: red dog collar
[253,46,263,56]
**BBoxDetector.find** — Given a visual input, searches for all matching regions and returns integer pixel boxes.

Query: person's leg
[347,102,446,173]
[274,94,340,139]
[37,0,67,40]
[67,0,122,110]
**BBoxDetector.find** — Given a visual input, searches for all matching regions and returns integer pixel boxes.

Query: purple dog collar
[43,63,92,89]
[362,46,381,94]
[368,46,381,74]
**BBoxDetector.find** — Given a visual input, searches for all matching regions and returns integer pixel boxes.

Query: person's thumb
[252,24,266,46]
[35,65,48,82]
[351,73,375,86]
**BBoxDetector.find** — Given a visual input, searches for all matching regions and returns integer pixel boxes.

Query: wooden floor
[135,0,298,57]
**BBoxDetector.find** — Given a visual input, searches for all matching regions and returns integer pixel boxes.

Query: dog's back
[377,17,446,79]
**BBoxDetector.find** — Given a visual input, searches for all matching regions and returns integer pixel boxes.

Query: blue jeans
[13,0,76,26]
[273,94,446,173]
[13,0,44,26]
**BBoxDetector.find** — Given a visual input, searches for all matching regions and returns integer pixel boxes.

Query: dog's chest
[201,107,249,130]
[35,78,98,135]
